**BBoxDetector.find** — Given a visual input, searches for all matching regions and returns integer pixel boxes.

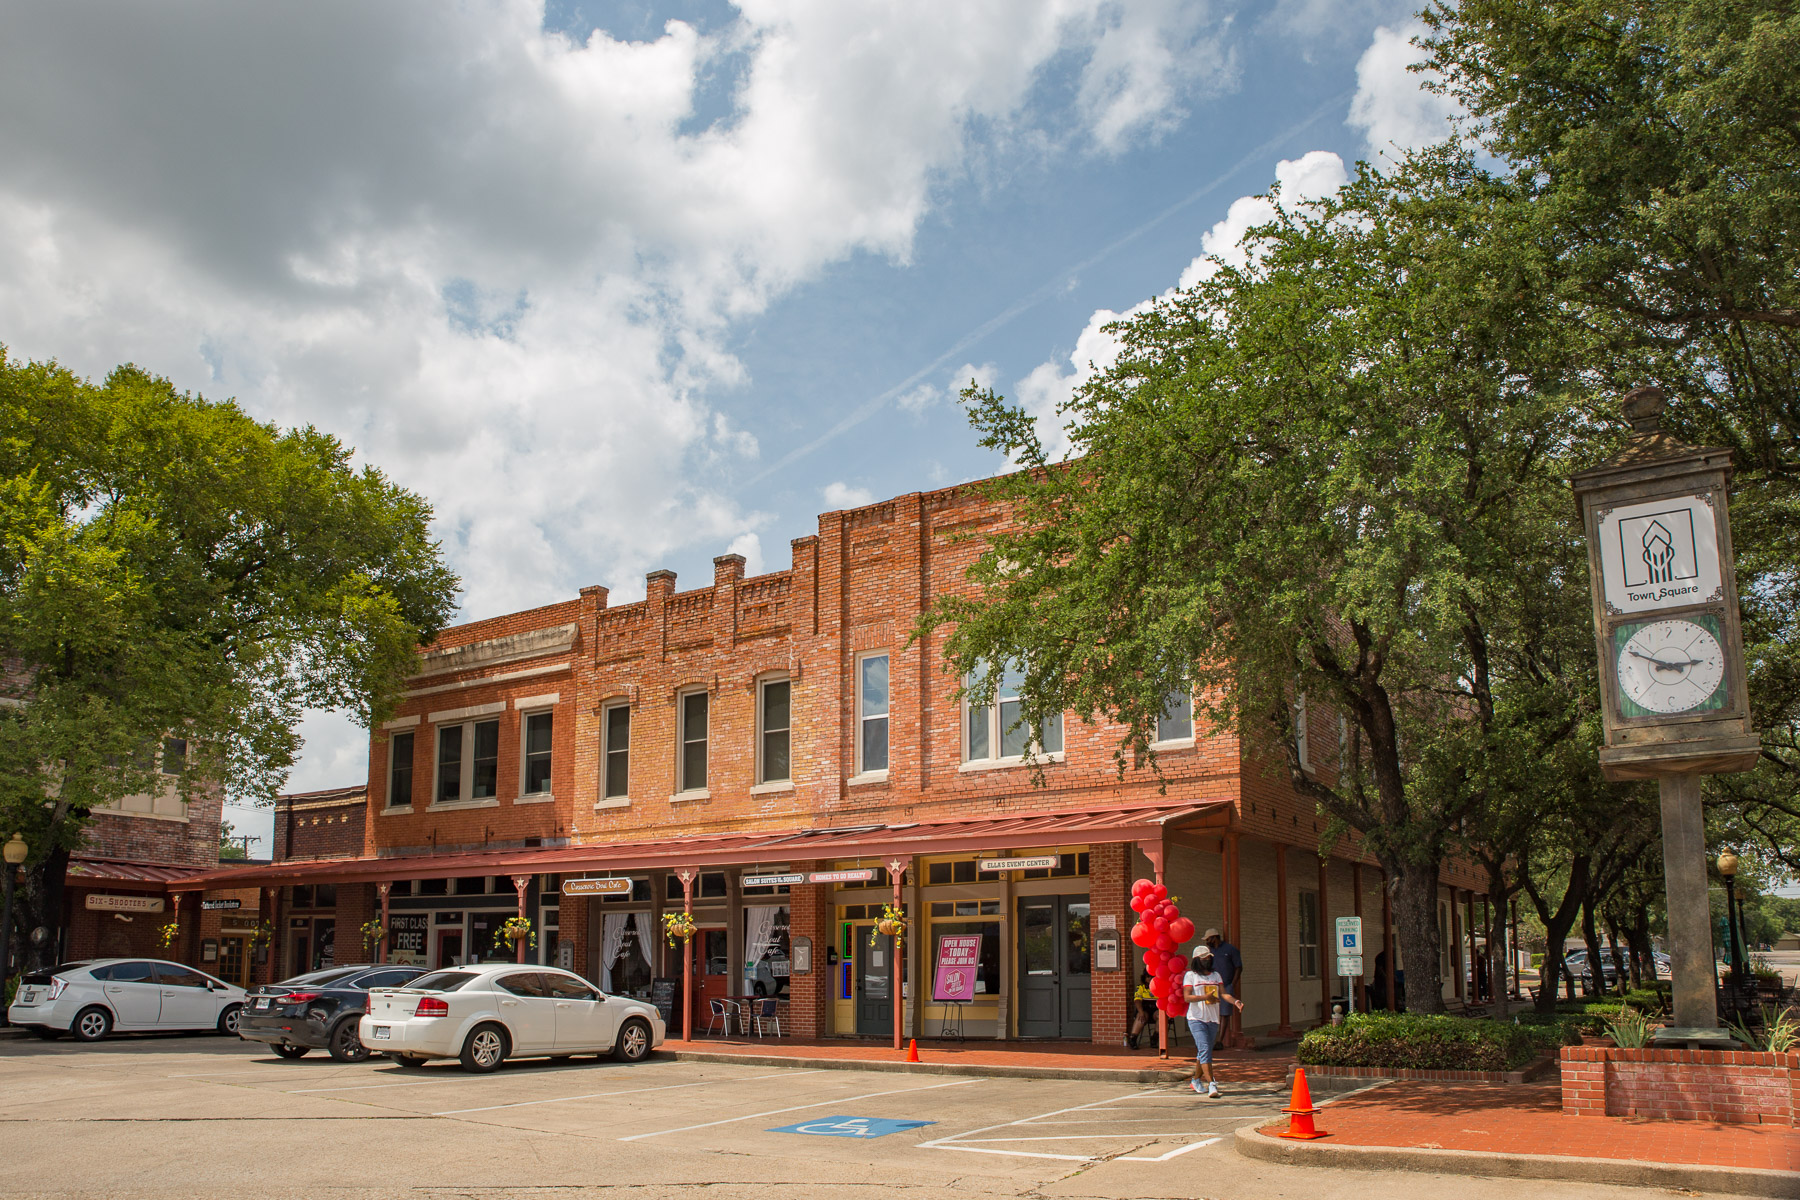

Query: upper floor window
[964,666,1062,762]
[160,738,187,775]
[1155,691,1193,743]
[679,690,708,792]
[602,703,630,799]
[1292,696,1309,769]
[437,718,499,805]
[759,677,791,784]
[387,731,415,809]
[857,653,889,774]
[521,711,553,795]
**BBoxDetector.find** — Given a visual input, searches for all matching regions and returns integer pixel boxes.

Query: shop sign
[808,869,876,884]
[390,914,429,960]
[931,934,983,1001]
[221,914,260,931]
[1337,954,1364,978]
[84,894,164,914]
[201,899,242,910]
[562,877,632,897]
[976,856,1057,873]
[743,873,805,888]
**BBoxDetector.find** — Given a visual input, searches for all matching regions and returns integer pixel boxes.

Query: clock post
[1571,387,1760,1038]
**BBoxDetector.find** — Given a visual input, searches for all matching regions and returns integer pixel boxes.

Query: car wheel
[217,1005,244,1037]
[459,1023,508,1073]
[328,1018,371,1063]
[71,1007,112,1042]
[272,1044,309,1059]
[613,1018,652,1063]
[390,1053,429,1070]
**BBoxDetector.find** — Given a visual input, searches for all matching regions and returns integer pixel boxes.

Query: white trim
[958,752,1066,773]
[379,805,415,816]
[846,770,889,786]
[426,797,502,812]
[91,806,190,825]
[514,794,555,805]
[403,661,570,699]
[517,708,554,799]
[755,673,791,787]
[512,692,560,710]
[1149,737,1195,752]
[600,700,631,804]
[669,789,711,803]
[593,797,632,811]
[428,700,506,724]
[676,687,709,794]
[855,650,890,776]
[748,780,794,796]
[381,714,420,730]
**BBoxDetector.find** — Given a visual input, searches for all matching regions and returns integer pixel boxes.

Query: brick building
[176,477,1493,1046]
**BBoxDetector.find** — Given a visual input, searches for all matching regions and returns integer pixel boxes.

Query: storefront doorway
[855,930,896,1036]
[218,936,247,986]
[1017,895,1092,1039]
[435,927,464,968]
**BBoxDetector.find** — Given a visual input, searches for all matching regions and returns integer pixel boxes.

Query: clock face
[1614,617,1727,716]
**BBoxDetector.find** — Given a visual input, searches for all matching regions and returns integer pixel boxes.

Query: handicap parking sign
[770,1116,936,1139]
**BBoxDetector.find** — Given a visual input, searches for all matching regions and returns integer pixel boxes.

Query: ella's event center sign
[931,934,982,1002]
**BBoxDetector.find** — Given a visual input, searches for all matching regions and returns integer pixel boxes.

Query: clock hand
[1628,648,1702,670]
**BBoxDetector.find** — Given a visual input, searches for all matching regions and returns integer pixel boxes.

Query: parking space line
[287,1079,466,1093]
[927,1144,1092,1162]
[436,1069,817,1116]
[918,1088,1233,1164]
[955,1134,1199,1143]
[618,1077,982,1141]
[1118,1136,1221,1161]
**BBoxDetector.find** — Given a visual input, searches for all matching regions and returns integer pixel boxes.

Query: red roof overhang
[67,858,214,892]
[168,797,1231,892]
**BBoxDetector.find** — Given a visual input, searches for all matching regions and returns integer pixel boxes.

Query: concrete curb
[1232,1124,1800,1198]
[659,1048,1197,1084]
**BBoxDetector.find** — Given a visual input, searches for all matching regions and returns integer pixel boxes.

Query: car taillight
[415,996,449,1017]
[281,992,322,1004]
[47,979,69,1000]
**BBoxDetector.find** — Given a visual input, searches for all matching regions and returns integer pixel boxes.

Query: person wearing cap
[1182,947,1244,1097]
[1204,927,1243,1043]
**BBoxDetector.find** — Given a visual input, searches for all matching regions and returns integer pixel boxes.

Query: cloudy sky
[0,0,1456,850]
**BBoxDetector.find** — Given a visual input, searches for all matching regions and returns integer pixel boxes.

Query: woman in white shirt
[1182,950,1245,1097]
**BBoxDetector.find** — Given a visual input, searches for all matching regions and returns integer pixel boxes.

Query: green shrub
[1297,1012,1537,1072]
[1510,1012,1584,1048]
[1552,1000,1628,1034]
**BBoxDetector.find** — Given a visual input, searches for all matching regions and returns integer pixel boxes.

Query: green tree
[922,152,1608,1014]
[0,351,457,966]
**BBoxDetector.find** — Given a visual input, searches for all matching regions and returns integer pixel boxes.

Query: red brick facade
[1562,1045,1800,1125]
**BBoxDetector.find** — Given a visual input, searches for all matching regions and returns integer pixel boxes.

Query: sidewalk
[658,1033,1297,1084]
[1239,1079,1800,1197]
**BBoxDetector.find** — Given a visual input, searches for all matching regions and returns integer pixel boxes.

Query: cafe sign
[977,856,1058,873]
[562,878,632,897]
[85,894,165,914]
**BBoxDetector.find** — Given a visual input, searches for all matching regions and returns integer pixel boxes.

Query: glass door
[1015,895,1092,1038]
[855,929,895,1036]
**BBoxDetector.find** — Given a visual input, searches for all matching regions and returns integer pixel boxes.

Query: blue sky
[0,0,1458,852]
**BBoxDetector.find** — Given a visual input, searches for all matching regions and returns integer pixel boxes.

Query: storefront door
[218,936,247,986]
[1016,895,1092,1039]
[435,928,464,968]
[854,929,894,1037]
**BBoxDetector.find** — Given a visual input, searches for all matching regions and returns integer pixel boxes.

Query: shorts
[1187,1018,1219,1064]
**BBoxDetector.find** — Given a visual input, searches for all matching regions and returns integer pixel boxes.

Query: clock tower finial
[1622,385,1667,433]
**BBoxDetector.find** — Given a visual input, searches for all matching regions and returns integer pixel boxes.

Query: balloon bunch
[1130,878,1197,1021]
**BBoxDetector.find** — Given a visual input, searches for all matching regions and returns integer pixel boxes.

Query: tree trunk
[1627,905,1656,991]
[21,848,70,971]
[1389,864,1445,1014]
[1603,914,1628,990]
[1482,864,1512,1019]
[1527,858,1588,1015]
[1580,896,1606,998]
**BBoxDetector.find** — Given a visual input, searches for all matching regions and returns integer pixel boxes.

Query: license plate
[372,1026,391,1040]
[253,998,270,1010]
[18,989,35,1004]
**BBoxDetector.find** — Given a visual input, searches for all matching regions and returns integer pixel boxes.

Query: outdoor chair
[753,997,782,1038]
[706,998,740,1037]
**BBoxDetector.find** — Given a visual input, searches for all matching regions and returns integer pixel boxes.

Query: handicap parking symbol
[769,1116,936,1139]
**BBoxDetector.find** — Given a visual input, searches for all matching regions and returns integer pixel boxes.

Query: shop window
[601,877,653,903]
[926,860,1002,885]
[743,904,791,997]
[388,879,413,897]
[758,677,791,784]
[602,703,630,798]
[857,653,888,774]
[927,920,1000,996]
[454,876,488,896]
[964,665,1063,762]
[1298,889,1320,979]
[664,872,726,900]
[521,711,553,795]
[1021,853,1089,880]
[436,718,500,804]
[841,904,871,920]
[387,731,415,809]
[928,900,1000,917]
[418,877,449,897]
[539,905,560,968]
[1156,691,1194,743]
[314,884,336,908]
[679,690,708,792]
[291,885,314,909]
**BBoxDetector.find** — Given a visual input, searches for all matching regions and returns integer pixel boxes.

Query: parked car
[239,963,429,1062]
[1560,949,1671,988]
[7,959,246,1041]
[361,963,665,1073]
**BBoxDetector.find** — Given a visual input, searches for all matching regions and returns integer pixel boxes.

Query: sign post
[1335,916,1362,1014]
[1572,388,1760,1038]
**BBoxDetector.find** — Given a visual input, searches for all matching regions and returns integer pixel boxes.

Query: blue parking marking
[769,1116,936,1139]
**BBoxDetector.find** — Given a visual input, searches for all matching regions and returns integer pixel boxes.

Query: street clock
[1571,387,1759,781]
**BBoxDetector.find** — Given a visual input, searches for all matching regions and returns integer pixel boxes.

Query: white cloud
[1347,21,1463,160]
[727,532,767,578]
[899,361,999,415]
[821,481,876,510]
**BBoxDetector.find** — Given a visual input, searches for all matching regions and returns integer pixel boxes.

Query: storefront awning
[169,797,1230,893]
[67,857,216,893]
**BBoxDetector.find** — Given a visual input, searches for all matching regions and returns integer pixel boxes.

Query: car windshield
[405,970,480,992]
[276,967,363,988]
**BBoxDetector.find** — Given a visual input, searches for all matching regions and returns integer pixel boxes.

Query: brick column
[1087,843,1130,1048]
[785,865,826,1038]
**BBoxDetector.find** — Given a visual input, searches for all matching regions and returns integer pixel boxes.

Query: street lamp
[1716,850,1749,1012]
[1,833,27,1025]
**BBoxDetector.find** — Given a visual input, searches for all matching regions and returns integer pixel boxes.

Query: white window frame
[98,740,189,821]
[517,708,554,802]
[960,666,1064,770]
[1152,689,1194,748]
[385,730,416,813]
[432,715,503,810]
[852,651,889,782]
[754,673,793,790]
[598,700,631,808]
[674,687,710,799]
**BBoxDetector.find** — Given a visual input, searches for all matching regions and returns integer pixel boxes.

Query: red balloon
[1155,934,1176,953]
[1129,896,1148,914]
[1131,923,1155,948]
[1149,883,1167,902]
[1169,917,1195,943]
[1131,879,1152,898]
[1143,950,1164,973]
[1149,976,1171,997]
[1167,954,1188,976]
[1150,916,1168,934]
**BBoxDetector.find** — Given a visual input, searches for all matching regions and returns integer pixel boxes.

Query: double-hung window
[436,718,500,805]
[964,666,1062,762]
[758,677,791,784]
[857,653,889,775]
[521,711,553,796]
[387,731,415,809]
[602,703,630,800]
[1297,889,1320,979]
[678,690,708,792]
[1155,690,1194,743]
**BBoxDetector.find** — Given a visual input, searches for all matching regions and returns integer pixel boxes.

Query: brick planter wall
[1562,1045,1799,1125]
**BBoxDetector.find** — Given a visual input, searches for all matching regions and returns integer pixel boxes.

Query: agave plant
[1604,1005,1653,1049]
[1728,1005,1799,1053]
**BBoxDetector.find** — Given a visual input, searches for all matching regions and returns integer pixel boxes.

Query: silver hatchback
[8,959,247,1041]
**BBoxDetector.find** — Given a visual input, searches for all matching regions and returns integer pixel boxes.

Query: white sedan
[7,958,246,1041]
[361,963,665,1072]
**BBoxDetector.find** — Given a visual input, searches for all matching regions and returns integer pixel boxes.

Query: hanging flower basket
[492,916,536,954]
[156,921,181,950]
[870,903,907,947]
[249,922,274,949]
[360,918,387,948]
[662,912,697,946]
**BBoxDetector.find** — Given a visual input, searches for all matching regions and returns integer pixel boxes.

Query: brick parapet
[1561,1045,1799,1125]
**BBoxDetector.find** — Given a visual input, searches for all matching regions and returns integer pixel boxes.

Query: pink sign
[931,934,983,1002]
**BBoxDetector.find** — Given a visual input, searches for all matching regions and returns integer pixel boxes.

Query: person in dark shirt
[1204,928,1244,1044]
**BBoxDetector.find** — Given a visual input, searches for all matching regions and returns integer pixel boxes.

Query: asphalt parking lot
[0,1033,1694,1200]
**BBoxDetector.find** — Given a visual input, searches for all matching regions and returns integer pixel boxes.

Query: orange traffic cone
[906,1038,920,1063]
[1277,1067,1329,1140]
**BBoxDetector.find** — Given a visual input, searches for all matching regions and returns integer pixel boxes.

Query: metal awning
[169,797,1230,892]
[67,858,215,893]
